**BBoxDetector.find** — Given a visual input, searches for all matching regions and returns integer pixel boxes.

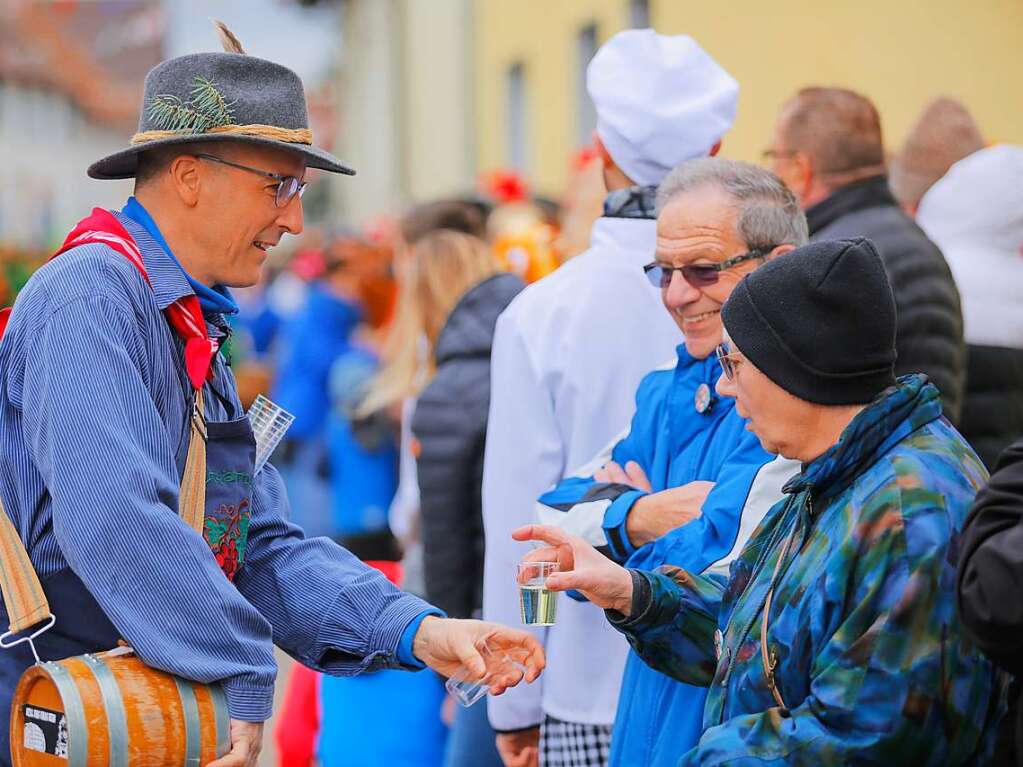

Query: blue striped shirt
[0,207,437,721]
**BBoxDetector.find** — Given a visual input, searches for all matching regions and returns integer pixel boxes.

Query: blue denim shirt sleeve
[231,456,443,681]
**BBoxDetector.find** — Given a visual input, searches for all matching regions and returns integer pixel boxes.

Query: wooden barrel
[10,648,230,766]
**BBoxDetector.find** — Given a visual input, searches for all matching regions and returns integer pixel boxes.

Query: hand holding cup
[512,525,635,615]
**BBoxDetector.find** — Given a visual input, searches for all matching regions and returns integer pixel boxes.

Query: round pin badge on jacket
[695,382,713,413]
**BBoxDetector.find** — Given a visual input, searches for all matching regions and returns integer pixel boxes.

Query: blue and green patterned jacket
[610,376,1006,765]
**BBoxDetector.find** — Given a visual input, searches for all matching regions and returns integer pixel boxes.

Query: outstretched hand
[412,617,545,695]
[512,524,634,614]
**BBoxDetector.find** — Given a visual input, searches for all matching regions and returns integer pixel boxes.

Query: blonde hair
[358,230,499,415]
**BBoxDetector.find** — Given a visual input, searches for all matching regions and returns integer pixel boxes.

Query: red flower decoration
[482,169,529,204]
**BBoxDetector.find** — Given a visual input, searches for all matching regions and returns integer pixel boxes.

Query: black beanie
[721,237,897,405]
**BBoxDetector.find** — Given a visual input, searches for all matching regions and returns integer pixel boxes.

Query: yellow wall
[474,0,1023,196]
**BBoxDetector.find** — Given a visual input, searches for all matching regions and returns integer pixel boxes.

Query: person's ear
[790,152,814,197]
[169,154,203,208]
[768,244,797,260]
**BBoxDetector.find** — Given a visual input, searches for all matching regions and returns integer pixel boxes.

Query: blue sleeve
[534,371,666,561]
[397,610,443,667]
[234,464,442,679]
[21,295,278,721]
[625,430,773,572]
[608,567,725,686]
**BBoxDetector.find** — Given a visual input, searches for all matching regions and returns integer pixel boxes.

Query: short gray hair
[656,158,809,249]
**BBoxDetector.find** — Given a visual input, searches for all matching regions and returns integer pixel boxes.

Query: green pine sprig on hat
[148,76,236,134]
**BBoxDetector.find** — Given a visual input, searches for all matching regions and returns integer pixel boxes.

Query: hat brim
[87,132,356,180]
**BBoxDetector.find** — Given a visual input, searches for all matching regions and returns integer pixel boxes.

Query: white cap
[587,30,739,187]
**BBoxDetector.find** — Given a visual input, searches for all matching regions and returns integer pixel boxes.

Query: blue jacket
[536,345,783,766]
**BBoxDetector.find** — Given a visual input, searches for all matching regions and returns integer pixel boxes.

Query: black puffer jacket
[808,177,966,423]
[962,345,1023,470]
[411,273,525,618]
[957,435,1023,763]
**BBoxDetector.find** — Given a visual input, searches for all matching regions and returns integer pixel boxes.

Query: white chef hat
[587,30,739,187]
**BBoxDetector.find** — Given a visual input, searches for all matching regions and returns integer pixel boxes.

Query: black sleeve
[412,365,489,619]
[883,234,966,425]
[957,435,1023,674]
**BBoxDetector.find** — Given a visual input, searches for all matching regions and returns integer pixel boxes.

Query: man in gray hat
[0,31,542,767]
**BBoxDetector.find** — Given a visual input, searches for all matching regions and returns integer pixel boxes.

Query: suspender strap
[179,389,208,534]
[0,495,49,634]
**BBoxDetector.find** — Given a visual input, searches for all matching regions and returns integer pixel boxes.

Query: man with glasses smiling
[533,157,806,767]
[0,30,544,767]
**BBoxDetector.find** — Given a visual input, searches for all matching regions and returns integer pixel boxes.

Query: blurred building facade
[332,0,476,224]
[0,1,159,249]
[473,0,1023,197]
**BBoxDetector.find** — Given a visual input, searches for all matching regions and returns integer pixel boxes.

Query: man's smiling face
[194,143,307,287]
[654,184,762,359]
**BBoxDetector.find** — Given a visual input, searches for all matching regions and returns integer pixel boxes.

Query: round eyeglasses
[715,344,744,380]
[196,153,307,208]
[643,248,771,290]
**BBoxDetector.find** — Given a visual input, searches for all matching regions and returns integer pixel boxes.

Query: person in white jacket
[482,29,739,767]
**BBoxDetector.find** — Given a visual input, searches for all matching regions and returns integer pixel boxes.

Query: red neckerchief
[50,208,217,390]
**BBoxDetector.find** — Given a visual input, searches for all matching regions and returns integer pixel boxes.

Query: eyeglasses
[195,153,307,208]
[643,248,770,290]
[715,344,744,380]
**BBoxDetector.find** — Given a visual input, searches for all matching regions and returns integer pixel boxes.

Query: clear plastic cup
[247,394,295,474]
[445,641,528,707]
[518,561,559,626]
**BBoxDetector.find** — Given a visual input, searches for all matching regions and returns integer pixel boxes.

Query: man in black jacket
[764,86,965,423]
[958,434,1023,763]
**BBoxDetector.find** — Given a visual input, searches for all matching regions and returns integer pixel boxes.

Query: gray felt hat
[88,51,354,180]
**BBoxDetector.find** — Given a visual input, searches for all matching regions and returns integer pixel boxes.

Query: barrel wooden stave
[11,649,228,766]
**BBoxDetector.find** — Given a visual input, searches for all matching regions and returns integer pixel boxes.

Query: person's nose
[715,370,736,399]
[276,194,305,236]
[663,269,701,309]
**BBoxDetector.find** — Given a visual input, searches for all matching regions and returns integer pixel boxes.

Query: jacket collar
[603,185,658,220]
[783,374,942,503]
[589,216,657,266]
[805,175,897,235]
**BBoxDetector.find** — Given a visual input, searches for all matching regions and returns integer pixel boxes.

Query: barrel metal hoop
[42,661,88,767]
[173,677,202,767]
[82,654,129,767]
[209,682,231,758]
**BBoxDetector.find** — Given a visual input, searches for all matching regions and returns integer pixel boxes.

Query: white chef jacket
[482,216,682,730]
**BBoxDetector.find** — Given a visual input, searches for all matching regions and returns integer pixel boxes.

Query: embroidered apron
[0,210,254,763]
[189,383,256,583]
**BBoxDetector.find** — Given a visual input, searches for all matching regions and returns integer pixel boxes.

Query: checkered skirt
[540,715,612,767]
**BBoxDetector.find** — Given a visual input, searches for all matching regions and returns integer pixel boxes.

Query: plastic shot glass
[445,641,528,707]
[518,561,559,626]
[247,394,295,474]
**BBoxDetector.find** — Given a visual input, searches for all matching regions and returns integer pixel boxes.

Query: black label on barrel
[22,704,68,758]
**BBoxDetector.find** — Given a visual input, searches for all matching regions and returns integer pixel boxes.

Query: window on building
[576,23,598,148]
[629,0,650,28]
[506,61,528,172]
